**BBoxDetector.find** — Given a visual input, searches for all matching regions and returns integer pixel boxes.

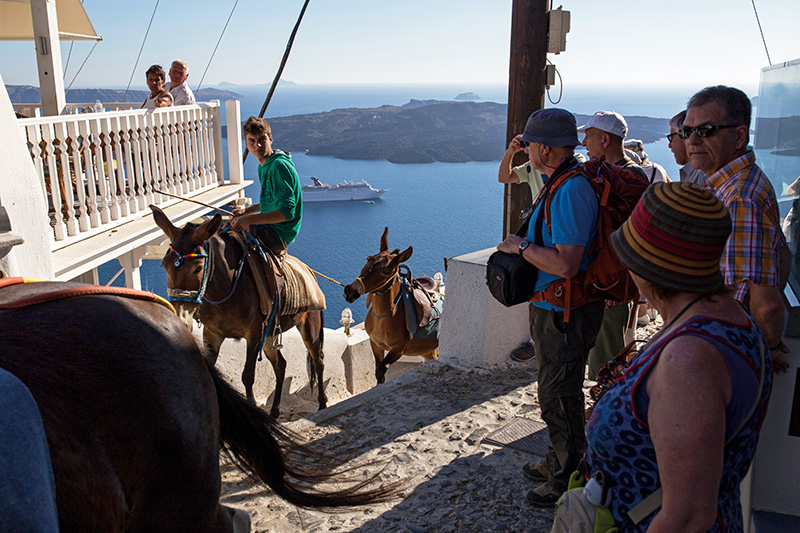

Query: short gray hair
[669,110,687,129]
[687,85,751,129]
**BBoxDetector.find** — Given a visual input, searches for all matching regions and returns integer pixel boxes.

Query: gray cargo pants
[529,300,604,492]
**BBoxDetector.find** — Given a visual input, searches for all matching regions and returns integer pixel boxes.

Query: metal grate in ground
[483,416,550,456]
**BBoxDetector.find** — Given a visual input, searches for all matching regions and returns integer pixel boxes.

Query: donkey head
[343,227,412,303]
[150,205,222,329]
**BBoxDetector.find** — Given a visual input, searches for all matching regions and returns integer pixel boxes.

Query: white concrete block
[439,248,531,369]
[339,327,378,395]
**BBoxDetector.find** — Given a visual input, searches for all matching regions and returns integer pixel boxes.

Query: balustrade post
[200,107,214,184]
[65,120,90,232]
[41,123,67,240]
[99,116,120,220]
[225,100,243,185]
[211,100,225,184]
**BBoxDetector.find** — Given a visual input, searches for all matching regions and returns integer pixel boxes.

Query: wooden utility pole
[503,0,549,238]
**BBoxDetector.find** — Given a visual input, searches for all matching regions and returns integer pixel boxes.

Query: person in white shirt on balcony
[166,60,196,106]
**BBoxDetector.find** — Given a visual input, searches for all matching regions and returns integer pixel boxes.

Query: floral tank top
[585,314,772,531]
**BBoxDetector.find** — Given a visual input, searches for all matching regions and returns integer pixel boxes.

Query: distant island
[455,92,481,100]
[263,100,670,164]
[5,85,242,106]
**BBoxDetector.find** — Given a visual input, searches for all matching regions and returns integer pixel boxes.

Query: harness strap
[0,277,175,314]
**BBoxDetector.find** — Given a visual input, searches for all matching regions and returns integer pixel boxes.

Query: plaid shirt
[707,151,784,301]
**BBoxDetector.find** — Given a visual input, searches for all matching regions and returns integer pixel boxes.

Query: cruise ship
[301,176,387,203]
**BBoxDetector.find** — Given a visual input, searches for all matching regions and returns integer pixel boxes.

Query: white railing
[13,102,142,118]
[17,102,229,244]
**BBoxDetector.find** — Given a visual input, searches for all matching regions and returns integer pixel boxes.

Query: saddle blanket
[280,256,326,316]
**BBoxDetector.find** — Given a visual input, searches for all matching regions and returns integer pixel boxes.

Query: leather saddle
[399,266,440,329]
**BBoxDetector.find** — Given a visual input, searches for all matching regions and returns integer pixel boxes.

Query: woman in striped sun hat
[581,182,773,532]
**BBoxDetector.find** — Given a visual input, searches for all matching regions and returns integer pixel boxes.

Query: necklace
[639,293,708,352]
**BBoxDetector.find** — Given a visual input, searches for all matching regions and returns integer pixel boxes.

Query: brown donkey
[0,279,394,531]
[151,206,326,418]
[343,227,438,383]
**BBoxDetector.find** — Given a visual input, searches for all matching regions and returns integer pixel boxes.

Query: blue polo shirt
[526,173,598,311]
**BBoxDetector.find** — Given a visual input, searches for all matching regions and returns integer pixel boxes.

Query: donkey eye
[193,266,203,275]
[382,268,392,276]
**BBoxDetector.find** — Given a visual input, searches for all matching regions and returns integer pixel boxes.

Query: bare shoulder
[650,334,732,404]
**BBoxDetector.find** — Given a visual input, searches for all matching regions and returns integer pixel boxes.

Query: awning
[0,0,102,41]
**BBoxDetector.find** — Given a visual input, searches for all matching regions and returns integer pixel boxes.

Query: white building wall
[0,74,54,279]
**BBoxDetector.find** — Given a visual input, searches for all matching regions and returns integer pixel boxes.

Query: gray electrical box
[545,64,557,87]
[548,8,571,55]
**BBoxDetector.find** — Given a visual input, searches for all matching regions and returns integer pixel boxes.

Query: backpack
[531,158,648,321]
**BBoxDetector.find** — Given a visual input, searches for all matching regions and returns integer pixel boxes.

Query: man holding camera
[497,109,604,506]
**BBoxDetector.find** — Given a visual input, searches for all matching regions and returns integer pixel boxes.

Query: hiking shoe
[522,461,549,482]
[510,339,536,362]
[526,482,562,508]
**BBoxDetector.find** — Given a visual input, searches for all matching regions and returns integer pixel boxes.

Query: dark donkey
[0,280,394,531]
[344,227,439,383]
[151,205,326,418]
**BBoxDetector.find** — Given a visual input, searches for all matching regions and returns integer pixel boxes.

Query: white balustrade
[17,102,228,246]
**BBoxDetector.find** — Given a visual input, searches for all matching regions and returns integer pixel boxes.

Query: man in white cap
[166,60,196,106]
[578,111,646,380]
[578,111,647,181]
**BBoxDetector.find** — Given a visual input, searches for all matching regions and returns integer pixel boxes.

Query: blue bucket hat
[520,108,580,148]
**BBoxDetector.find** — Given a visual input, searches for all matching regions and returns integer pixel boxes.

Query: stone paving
[219,318,663,533]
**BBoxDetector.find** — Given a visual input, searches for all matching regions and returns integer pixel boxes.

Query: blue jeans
[0,367,59,531]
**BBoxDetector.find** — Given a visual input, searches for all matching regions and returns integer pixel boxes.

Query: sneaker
[522,461,549,482]
[510,339,536,362]
[526,482,562,507]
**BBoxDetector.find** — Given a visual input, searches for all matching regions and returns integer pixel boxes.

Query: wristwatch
[518,240,530,255]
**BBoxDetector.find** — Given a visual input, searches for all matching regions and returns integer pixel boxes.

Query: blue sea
[99,84,696,324]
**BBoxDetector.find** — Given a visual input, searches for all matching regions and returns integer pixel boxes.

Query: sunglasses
[519,140,529,148]
[666,132,679,142]
[678,124,739,140]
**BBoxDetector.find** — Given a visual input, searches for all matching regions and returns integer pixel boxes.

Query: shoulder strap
[627,332,766,525]
[649,165,657,184]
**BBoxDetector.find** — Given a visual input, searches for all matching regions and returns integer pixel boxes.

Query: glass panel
[754,58,800,293]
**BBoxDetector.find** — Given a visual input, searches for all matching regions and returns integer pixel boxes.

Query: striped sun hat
[610,182,731,293]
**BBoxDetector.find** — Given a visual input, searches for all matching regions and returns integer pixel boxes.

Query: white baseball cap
[577,111,628,138]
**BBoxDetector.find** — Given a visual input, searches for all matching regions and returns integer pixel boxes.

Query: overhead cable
[123,0,161,103]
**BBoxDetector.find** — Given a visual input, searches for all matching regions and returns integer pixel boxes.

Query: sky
[0,0,797,95]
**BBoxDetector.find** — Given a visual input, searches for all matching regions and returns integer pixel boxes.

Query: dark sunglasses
[519,140,529,148]
[678,124,739,140]
[666,132,679,142]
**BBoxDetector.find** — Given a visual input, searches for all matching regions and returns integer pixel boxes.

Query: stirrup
[270,325,283,350]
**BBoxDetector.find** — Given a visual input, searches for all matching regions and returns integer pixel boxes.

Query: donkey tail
[207,358,397,509]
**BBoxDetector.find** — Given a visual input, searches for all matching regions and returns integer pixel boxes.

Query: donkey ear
[396,246,413,264]
[150,205,180,242]
[379,227,389,252]
[194,214,222,245]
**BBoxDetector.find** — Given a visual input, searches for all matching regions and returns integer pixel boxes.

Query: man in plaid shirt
[684,85,789,372]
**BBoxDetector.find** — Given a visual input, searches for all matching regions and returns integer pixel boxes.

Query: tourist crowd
[497,85,786,531]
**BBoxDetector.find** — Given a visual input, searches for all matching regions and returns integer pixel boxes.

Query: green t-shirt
[258,151,302,244]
